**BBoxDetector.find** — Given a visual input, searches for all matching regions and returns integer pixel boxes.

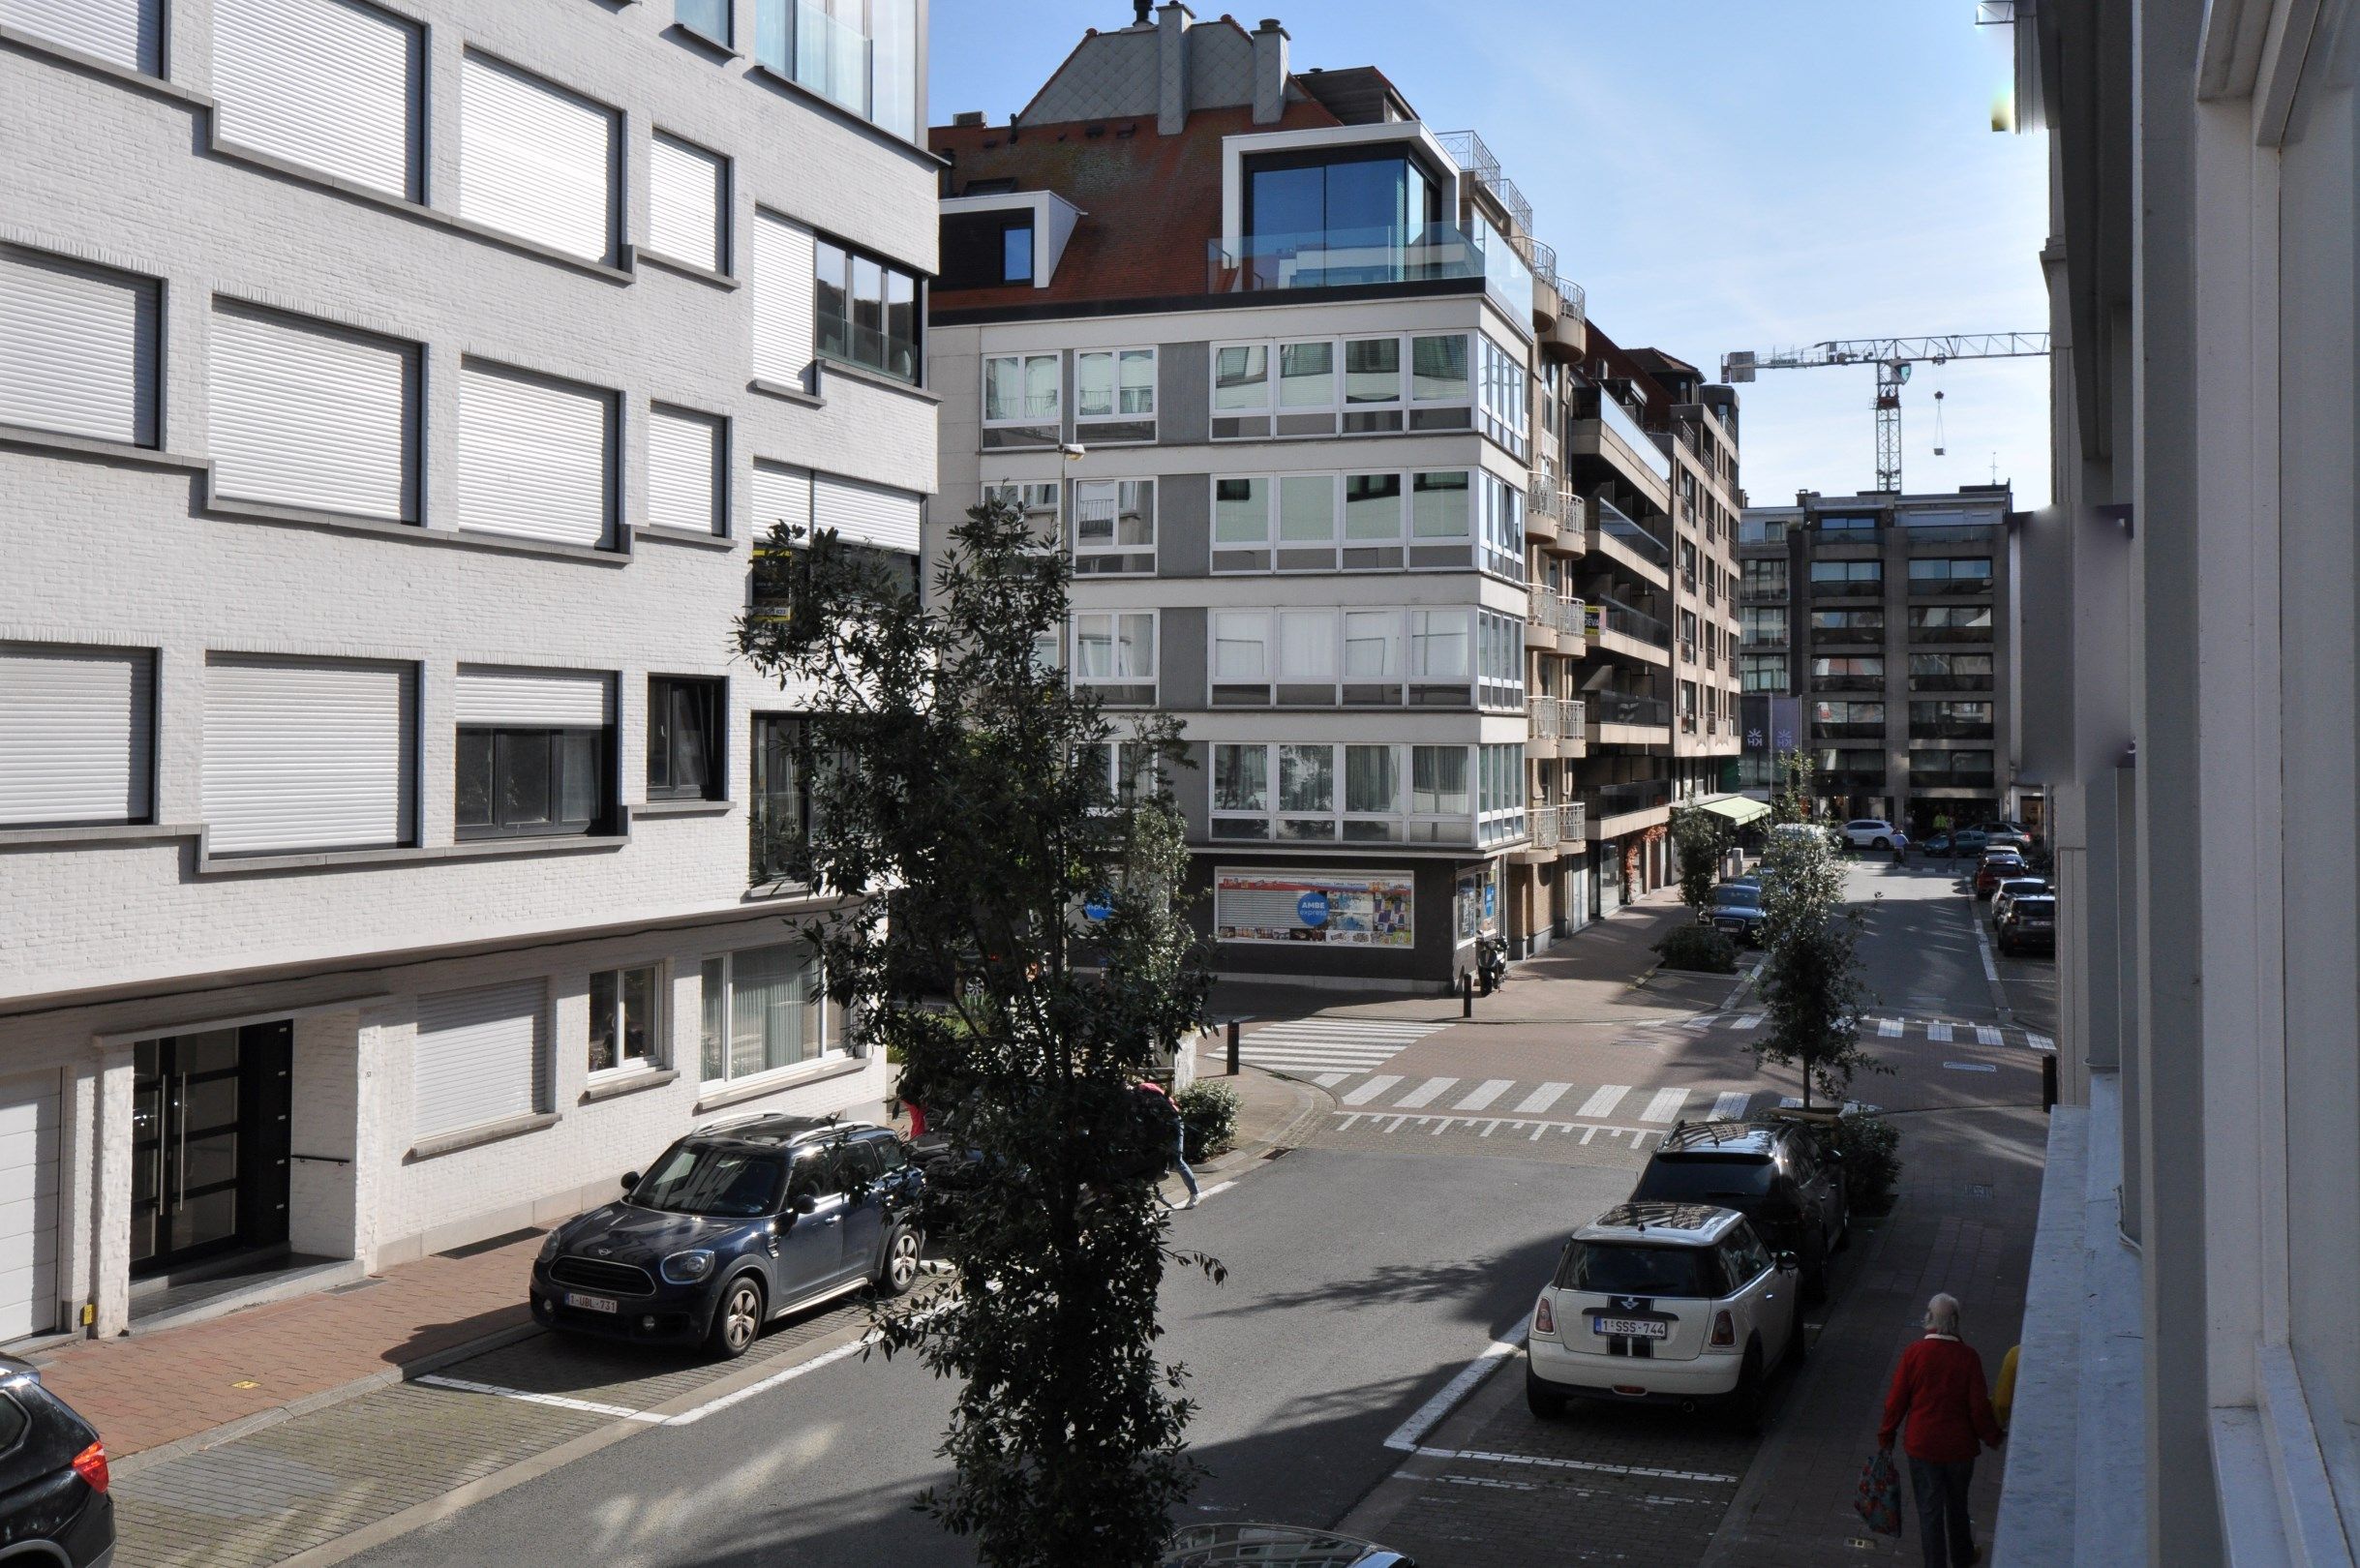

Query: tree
[1671,805,1732,912]
[1770,746,1819,825]
[734,498,1219,1568]
[1750,825,1884,1108]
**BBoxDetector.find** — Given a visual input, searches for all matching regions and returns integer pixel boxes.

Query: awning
[1696,796,1770,827]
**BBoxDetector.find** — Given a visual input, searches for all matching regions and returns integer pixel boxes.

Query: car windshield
[1558,1242,1721,1298]
[1711,886,1762,910]
[631,1144,788,1217]
[1629,1156,1775,1206]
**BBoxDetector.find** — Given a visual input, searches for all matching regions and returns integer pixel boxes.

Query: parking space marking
[1944,1061,1999,1073]
[1710,1091,1752,1119]
[1926,1021,1954,1042]
[1577,1084,1630,1119]
[414,1374,669,1424]
[1342,1074,1404,1106]
[1382,1328,1528,1451]
[1514,1082,1572,1115]
[1640,1087,1691,1123]
[1395,1076,1458,1108]
[1453,1078,1516,1112]
[1414,1445,1741,1486]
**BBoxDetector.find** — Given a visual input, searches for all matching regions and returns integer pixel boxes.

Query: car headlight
[538,1228,563,1262]
[661,1250,716,1284]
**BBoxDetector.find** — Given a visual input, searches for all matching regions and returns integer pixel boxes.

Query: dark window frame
[647,675,726,801]
[750,712,813,884]
[813,232,923,385]
[455,724,614,839]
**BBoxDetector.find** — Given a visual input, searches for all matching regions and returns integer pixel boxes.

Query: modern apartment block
[0,0,934,1343]
[1736,487,2017,832]
[925,2,1741,991]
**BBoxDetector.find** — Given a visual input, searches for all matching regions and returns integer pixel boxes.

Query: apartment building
[925,3,1741,990]
[1735,488,2017,832]
[0,0,934,1344]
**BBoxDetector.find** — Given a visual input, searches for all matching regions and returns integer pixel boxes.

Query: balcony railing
[1909,721,1996,740]
[1812,674,1885,693]
[1437,129,1535,235]
[1525,803,1560,851]
[1592,691,1672,728]
[1908,576,1995,596]
[1589,780,1673,818]
[1528,237,1558,284]
[1591,594,1672,649]
[1560,800,1587,841]
[1208,223,1485,294]
[1554,275,1586,327]
[1908,676,1996,694]
[1592,498,1673,569]
[1527,582,1580,637]
[1908,624,1994,645]
[1591,392,1673,483]
[1810,576,1885,596]
[1910,769,1998,789]
[1528,693,1561,739]
[1816,721,1887,740]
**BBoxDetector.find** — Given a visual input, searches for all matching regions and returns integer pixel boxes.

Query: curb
[1193,1065,1329,1173]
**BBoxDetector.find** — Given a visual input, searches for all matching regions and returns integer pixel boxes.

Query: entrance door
[131,1022,291,1277]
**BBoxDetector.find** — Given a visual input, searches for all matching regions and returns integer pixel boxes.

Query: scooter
[1475,933,1509,995]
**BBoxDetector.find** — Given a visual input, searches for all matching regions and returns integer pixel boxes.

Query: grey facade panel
[1158,604,1206,712]
[1160,340,1209,446]
[1158,471,1211,578]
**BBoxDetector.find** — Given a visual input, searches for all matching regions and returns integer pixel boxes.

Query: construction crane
[1719,334,2051,492]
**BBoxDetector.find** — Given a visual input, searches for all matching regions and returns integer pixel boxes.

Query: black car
[1699,883,1768,946]
[0,1354,113,1567]
[1627,1120,1848,1301]
[530,1116,923,1358]
[1997,894,2058,955]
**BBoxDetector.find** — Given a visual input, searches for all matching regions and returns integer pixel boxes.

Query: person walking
[1891,828,1911,864]
[1135,1077,1198,1210]
[1878,1293,2004,1567]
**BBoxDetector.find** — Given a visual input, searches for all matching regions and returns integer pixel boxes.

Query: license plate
[1593,1314,1669,1339]
[563,1292,619,1314]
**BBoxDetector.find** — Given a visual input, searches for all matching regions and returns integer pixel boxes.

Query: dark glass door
[131,1022,290,1276]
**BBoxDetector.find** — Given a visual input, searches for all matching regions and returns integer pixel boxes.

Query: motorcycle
[1475,933,1509,995]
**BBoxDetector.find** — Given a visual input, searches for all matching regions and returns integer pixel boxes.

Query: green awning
[1696,796,1770,827]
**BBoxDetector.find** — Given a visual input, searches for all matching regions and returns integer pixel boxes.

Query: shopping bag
[1855,1448,1903,1537]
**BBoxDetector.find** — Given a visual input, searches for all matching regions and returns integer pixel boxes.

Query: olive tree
[1770,746,1820,826]
[1750,824,1882,1108]
[1671,805,1732,912]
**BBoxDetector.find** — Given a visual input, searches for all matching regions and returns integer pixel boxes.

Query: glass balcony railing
[1590,593,1672,649]
[1589,780,1673,818]
[1207,223,1485,294]
[1591,691,1671,728]
[1591,498,1672,570]
[1592,392,1672,483]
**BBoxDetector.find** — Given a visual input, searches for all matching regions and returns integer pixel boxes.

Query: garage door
[0,1073,61,1342]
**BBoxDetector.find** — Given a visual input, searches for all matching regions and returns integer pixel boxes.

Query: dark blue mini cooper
[530,1115,923,1357]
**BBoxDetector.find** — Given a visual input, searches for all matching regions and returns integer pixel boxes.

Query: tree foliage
[1670,806,1732,911]
[733,498,1217,1568]
[1751,826,1884,1108]
[1770,747,1820,825]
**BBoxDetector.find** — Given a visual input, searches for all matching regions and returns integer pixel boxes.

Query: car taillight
[1710,1311,1736,1347]
[71,1439,108,1494]
[1533,1295,1556,1336]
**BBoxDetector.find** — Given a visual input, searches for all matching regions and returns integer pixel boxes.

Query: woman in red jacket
[1879,1293,2005,1566]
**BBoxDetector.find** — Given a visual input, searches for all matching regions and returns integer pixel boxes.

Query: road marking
[1640,1087,1690,1123]
[1973,920,2002,981]
[660,1330,881,1427]
[1395,1076,1458,1108]
[1313,1071,1350,1087]
[1876,1016,1904,1038]
[2026,1032,2055,1052]
[1515,1082,1572,1115]
[1578,1084,1630,1118]
[416,1374,668,1423]
[1710,1091,1752,1119]
[1453,1078,1515,1112]
[1975,1024,2004,1046]
[1195,1180,1237,1201]
[1944,1061,1999,1073]
[1342,1075,1403,1106]
[1335,1109,1669,1143]
[1382,1327,1528,1452]
[1414,1445,1741,1486]
[1732,1012,1764,1032]
[1926,1021,1954,1042]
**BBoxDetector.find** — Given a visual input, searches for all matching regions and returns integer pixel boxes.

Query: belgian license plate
[1594,1314,1669,1339]
[564,1291,619,1314]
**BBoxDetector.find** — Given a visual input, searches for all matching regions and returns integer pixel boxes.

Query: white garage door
[0,1073,61,1343]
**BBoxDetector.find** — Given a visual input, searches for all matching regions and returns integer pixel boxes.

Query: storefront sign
[1215,870,1413,947]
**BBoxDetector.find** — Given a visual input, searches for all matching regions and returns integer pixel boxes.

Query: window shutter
[647,406,723,536]
[0,248,159,447]
[456,362,613,547]
[0,0,159,73]
[211,0,417,198]
[411,980,546,1141]
[750,210,814,387]
[453,666,612,728]
[0,645,153,827]
[458,53,615,262]
[751,461,811,536]
[813,473,920,555]
[647,133,725,273]
[202,655,415,855]
[209,304,415,521]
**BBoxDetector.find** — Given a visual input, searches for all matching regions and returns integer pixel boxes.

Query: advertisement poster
[1215,869,1414,947]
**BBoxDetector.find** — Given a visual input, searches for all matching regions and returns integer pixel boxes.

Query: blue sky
[928,1,2053,508]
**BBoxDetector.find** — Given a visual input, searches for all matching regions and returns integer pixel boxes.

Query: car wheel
[706,1274,765,1359]
[876,1222,923,1297]
[1525,1364,1568,1420]
[1727,1345,1767,1432]
[1872,837,1890,851]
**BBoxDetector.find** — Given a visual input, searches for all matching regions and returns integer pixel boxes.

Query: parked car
[1975,854,2027,898]
[530,1116,924,1358]
[1164,1524,1413,1567]
[1626,1119,1847,1301]
[1950,829,1991,855]
[0,1354,113,1568]
[1998,894,2059,955]
[1838,818,1898,851]
[1919,830,1953,856]
[1524,1203,1800,1431]
[1986,829,2034,854]
[1699,882,1768,946]
[1991,877,2051,928]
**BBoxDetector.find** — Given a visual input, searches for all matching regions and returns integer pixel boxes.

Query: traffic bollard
[1461,971,1473,1017]
[1226,1019,1240,1076]
[2042,1052,2057,1113]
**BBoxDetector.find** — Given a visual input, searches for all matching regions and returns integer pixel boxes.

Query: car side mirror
[791,1192,816,1216]
[1775,1251,1799,1274]
[620,1170,640,1191]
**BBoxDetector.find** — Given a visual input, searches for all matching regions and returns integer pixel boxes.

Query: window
[1808,559,1883,590]
[203,654,416,855]
[983,352,1060,447]
[1907,557,1995,591]
[1740,606,1788,646]
[4,0,159,73]
[454,666,614,839]
[1477,610,1523,709]
[812,471,922,557]
[1811,656,1886,690]
[458,53,618,264]
[1476,742,1526,847]
[647,404,726,536]
[1739,514,1788,545]
[1276,743,1336,838]
[698,943,844,1086]
[754,0,920,140]
[208,302,418,522]
[1075,739,1158,801]
[749,714,810,883]
[752,210,816,389]
[212,0,420,200]
[1910,748,1996,783]
[1243,145,1437,255]
[1740,653,1787,694]
[1411,744,1470,816]
[1071,613,1156,704]
[940,211,1035,288]
[1073,479,1156,573]
[1479,336,1529,460]
[1478,471,1525,579]
[1407,608,1473,706]
[1211,741,1475,844]
[413,980,547,1141]
[1908,653,1995,691]
[814,236,920,383]
[455,361,616,548]
[648,131,728,273]
[983,481,1061,552]
[1075,347,1155,442]
[1813,699,1886,728]
[1210,612,1270,705]
[1909,700,1994,738]
[0,644,155,828]
[1211,467,1474,573]
[1815,747,1887,778]
[1818,512,1877,534]
[1910,604,1994,639]
[675,0,729,44]
[1002,222,1035,283]
[648,677,723,801]
[1211,332,1472,439]
[1741,558,1787,595]
[588,964,662,1074]
[0,246,161,448]
[1810,608,1885,637]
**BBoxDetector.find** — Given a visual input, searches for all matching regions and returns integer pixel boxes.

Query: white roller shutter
[0,248,159,447]
[0,0,158,74]
[456,362,613,547]
[459,53,615,263]
[454,665,612,728]
[647,132,725,273]
[0,645,153,827]
[202,655,415,855]
[412,980,546,1141]
[751,461,810,537]
[814,473,921,555]
[0,1072,60,1342]
[750,210,814,386]
[647,406,723,535]
[209,305,414,521]
[212,0,417,198]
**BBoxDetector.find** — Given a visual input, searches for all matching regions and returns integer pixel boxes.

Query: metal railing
[1525,803,1560,851]
[1560,800,1587,841]
[1592,498,1673,569]
[1528,693,1561,739]
[1554,275,1587,326]
[1590,594,1673,649]
[1591,691,1672,728]
[1528,237,1558,284]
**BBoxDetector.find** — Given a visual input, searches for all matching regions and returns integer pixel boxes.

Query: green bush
[1653,922,1740,975]
[1174,1081,1241,1161]
[1831,1110,1903,1215]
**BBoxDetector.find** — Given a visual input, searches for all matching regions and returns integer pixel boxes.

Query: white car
[1839,818,1898,850]
[1525,1202,1801,1430]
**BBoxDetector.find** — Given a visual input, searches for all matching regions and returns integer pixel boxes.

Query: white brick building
[0,0,936,1342]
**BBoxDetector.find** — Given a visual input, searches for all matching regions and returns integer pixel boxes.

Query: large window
[1740,606,1788,646]
[588,964,663,1076]
[1740,653,1788,694]
[1812,698,1886,732]
[698,943,844,1086]
[204,654,416,855]
[814,236,920,384]
[1072,479,1155,574]
[1478,470,1525,579]
[1210,332,1470,439]
[1908,653,1995,692]
[749,714,808,884]
[1909,700,1994,739]
[983,482,1061,552]
[1808,559,1883,592]
[1909,604,1994,641]
[458,53,618,264]
[1909,748,1996,785]
[1075,347,1155,442]
[213,0,420,201]
[455,360,617,549]
[1818,512,1878,535]
[1240,146,1439,285]
[454,666,614,839]
[1071,612,1156,705]
[1476,742,1526,847]
[1210,467,1474,573]
[1741,558,1788,595]
[1907,557,1995,592]
[983,352,1060,447]
[210,301,417,523]
[1479,336,1529,460]
[1211,741,1479,844]
[0,247,162,449]
[1810,655,1886,692]
[1205,607,1505,709]
[1810,608,1885,638]
[0,644,156,829]
[648,677,723,801]
[753,0,920,140]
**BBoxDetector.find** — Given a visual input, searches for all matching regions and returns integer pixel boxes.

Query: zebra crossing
[1321,1071,1768,1140]
[1227,1015,1449,1083]
[1632,1010,2052,1049]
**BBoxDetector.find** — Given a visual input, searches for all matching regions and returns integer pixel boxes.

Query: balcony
[1588,498,1674,589]
[1815,721,1887,740]
[1586,779,1674,839]
[1820,770,1889,792]
[1526,582,1581,649]
[1908,676,1995,694]
[1575,396,1674,507]
[1588,690,1672,747]
[1526,694,1587,757]
[1912,770,1998,791]
[1908,575,1995,597]
[1588,593,1673,666]
[1809,576,1886,598]
[1908,624,1994,645]
[1811,674,1885,694]
[1207,223,1485,295]
[1527,475,1585,545]
[1909,722,1996,740]
[1512,800,1561,863]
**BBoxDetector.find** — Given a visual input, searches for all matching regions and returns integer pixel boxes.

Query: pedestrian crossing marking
[1341,1074,1404,1106]
[1313,1072,1351,1088]
[1396,1076,1458,1109]
[2026,1032,2055,1052]
[1515,1082,1572,1115]
[1578,1085,1630,1119]
[1974,1025,2003,1046]
[1710,1091,1752,1120]
[1453,1079,1516,1112]
[1640,1087,1690,1123]
[1732,1013,1764,1032]
[1231,1015,1451,1077]
[1926,1022,1954,1043]
[1876,1017,1904,1038]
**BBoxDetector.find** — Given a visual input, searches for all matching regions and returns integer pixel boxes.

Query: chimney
[952,110,985,127]
[1252,17,1288,125]
[1157,3,1193,135]
[1132,0,1152,24]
